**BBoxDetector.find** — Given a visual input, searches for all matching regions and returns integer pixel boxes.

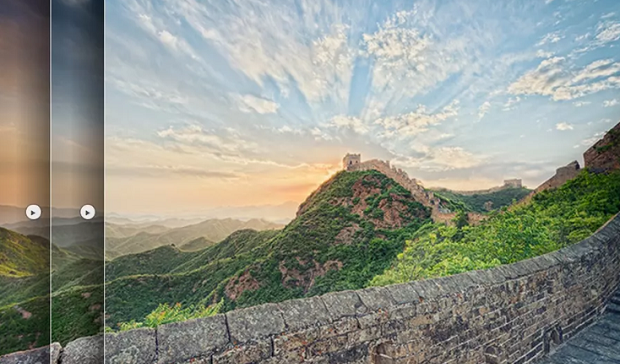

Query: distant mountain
[106,201,298,226]
[105,215,204,229]
[105,223,170,238]
[104,170,432,329]
[0,205,78,226]
[105,218,284,257]
[178,237,215,251]
[11,221,104,261]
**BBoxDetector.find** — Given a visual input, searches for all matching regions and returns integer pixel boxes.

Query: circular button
[80,205,96,220]
[25,205,42,220]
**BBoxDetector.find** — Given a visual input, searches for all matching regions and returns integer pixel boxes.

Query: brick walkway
[539,294,620,364]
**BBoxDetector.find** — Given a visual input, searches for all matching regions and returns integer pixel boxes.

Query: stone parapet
[6,213,620,364]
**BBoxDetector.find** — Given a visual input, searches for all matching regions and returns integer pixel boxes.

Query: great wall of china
[4,213,619,364]
[342,154,484,224]
[2,122,618,364]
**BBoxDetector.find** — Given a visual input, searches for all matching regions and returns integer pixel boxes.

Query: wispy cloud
[237,95,279,114]
[573,101,591,107]
[374,100,459,138]
[536,31,564,46]
[603,99,619,107]
[478,101,491,119]
[556,122,574,131]
[101,0,620,214]
[508,57,620,101]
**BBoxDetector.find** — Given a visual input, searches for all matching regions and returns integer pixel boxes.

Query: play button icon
[80,205,95,220]
[26,205,41,220]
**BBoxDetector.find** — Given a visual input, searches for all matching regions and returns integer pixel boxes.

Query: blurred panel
[0,0,51,357]
[51,0,104,359]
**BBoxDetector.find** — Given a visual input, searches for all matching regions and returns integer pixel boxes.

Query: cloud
[374,100,459,137]
[574,131,605,148]
[327,115,369,134]
[392,145,484,172]
[573,101,591,107]
[238,95,279,114]
[309,127,334,141]
[360,8,482,104]
[107,165,242,179]
[536,31,564,46]
[555,122,573,131]
[157,124,257,154]
[595,21,620,44]
[503,96,521,111]
[177,0,357,105]
[603,99,619,107]
[478,101,491,119]
[508,57,620,101]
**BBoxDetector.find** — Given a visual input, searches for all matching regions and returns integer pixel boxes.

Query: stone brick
[357,286,396,311]
[320,290,368,320]
[385,282,419,305]
[157,314,229,363]
[61,335,103,364]
[279,296,331,331]
[227,303,285,344]
[106,328,157,364]
[0,343,61,364]
[212,339,272,364]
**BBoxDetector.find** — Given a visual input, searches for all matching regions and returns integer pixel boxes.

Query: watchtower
[343,153,361,171]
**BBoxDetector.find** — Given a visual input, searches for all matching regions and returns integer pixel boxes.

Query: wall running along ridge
[2,213,620,364]
[346,159,486,224]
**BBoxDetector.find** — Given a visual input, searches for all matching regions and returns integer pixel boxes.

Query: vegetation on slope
[370,169,620,286]
[0,229,50,277]
[432,187,532,213]
[0,229,104,356]
[105,170,432,330]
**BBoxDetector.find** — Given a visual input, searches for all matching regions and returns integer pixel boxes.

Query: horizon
[3,0,619,216]
[102,0,620,217]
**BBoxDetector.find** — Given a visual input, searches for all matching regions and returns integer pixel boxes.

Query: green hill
[371,169,620,285]
[0,228,51,278]
[0,228,104,356]
[104,170,432,329]
[432,187,532,213]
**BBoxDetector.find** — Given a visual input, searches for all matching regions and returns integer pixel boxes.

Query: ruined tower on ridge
[342,153,361,171]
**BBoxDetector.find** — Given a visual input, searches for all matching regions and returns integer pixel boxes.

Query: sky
[52,0,104,212]
[105,0,620,220]
[0,0,50,209]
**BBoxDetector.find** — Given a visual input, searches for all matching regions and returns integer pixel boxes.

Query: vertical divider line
[103,0,107,360]
[49,0,53,360]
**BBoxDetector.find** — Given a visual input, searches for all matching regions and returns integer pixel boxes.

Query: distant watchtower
[503,179,522,188]
[343,153,361,171]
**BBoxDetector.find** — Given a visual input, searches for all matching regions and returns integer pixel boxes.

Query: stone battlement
[343,156,481,224]
[9,213,620,364]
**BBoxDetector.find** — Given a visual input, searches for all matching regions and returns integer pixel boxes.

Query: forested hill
[432,186,532,213]
[104,170,433,330]
[371,169,620,286]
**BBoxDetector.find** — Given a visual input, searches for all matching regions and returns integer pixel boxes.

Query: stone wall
[7,213,620,364]
[349,159,459,223]
[534,161,580,194]
[583,122,620,173]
